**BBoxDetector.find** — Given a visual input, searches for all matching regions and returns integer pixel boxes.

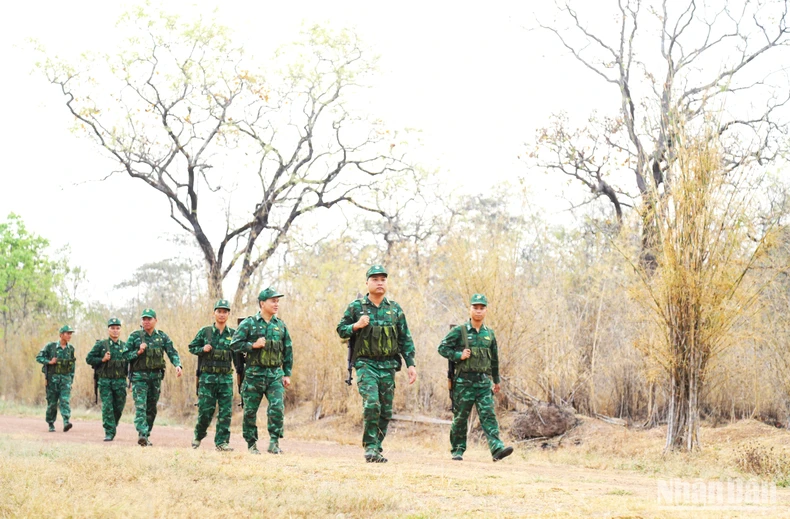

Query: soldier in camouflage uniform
[85,317,128,441]
[35,325,77,432]
[190,299,240,452]
[438,294,513,462]
[337,265,418,463]
[123,308,182,447]
[230,288,293,455]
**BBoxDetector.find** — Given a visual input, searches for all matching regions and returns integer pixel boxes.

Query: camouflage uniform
[230,311,293,449]
[438,320,506,458]
[124,325,181,442]
[337,294,416,456]
[35,336,76,430]
[189,323,237,448]
[85,327,128,440]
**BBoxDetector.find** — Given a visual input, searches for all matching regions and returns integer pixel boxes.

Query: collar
[466,320,487,332]
[255,312,278,324]
[364,295,390,307]
[213,323,231,334]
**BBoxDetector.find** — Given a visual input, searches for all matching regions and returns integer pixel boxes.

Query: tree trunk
[665,360,700,451]
[207,260,223,301]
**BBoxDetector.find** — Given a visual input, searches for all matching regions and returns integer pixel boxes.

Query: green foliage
[0,214,78,339]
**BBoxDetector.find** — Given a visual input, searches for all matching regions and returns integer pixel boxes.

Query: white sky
[1,0,614,304]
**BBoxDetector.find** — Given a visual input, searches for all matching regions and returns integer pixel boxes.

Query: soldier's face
[260,297,280,316]
[141,316,156,332]
[469,304,487,323]
[214,308,230,324]
[60,331,73,342]
[108,325,121,340]
[367,274,387,296]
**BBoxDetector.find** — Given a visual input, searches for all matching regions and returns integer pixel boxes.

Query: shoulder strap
[459,325,469,350]
[203,325,214,346]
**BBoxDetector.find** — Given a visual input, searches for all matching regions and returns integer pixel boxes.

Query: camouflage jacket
[123,328,181,368]
[189,324,240,382]
[85,338,128,378]
[36,341,76,377]
[336,295,416,371]
[230,312,293,377]
[438,320,500,384]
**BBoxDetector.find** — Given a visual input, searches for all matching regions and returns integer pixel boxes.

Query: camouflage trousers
[241,368,285,445]
[194,374,234,446]
[450,376,504,455]
[99,378,127,438]
[356,364,395,451]
[130,371,163,437]
[45,374,72,425]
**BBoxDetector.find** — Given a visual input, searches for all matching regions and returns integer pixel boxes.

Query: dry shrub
[511,403,578,439]
[735,441,790,479]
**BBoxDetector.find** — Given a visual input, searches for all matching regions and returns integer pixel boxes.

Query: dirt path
[4,414,790,517]
[0,414,357,457]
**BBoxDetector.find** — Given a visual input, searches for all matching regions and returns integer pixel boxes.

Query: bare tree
[532,0,790,237]
[40,8,411,306]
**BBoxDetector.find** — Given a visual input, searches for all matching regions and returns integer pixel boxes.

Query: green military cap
[258,287,285,301]
[366,264,388,279]
[214,299,231,310]
[141,308,157,318]
[107,317,122,327]
[58,325,75,333]
[470,293,488,306]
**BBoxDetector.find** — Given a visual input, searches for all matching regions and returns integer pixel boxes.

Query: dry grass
[3,406,790,518]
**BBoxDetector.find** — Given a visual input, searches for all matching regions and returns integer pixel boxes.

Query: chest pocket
[52,348,75,375]
[455,329,493,375]
[247,323,284,368]
[355,304,400,359]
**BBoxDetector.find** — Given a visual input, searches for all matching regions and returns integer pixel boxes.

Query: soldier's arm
[438,326,463,361]
[396,305,416,368]
[282,324,293,377]
[35,344,51,364]
[86,340,104,366]
[188,328,206,356]
[162,333,182,368]
[230,320,254,354]
[122,332,141,361]
[336,302,358,339]
[490,332,500,384]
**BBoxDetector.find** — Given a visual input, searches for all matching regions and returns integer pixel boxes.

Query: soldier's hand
[460,348,472,360]
[48,357,58,365]
[252,337,266,349]
[407,366,417,385]
[102,352,111,362]
[282,376,291,388]
[493,383,501,394]
[175,366,183,378]
[353,315,370,330]
[203,344,213,353]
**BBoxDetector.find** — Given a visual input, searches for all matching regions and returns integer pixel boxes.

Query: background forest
[4,0,790,454]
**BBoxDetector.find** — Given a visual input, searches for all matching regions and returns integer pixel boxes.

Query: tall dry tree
[629,122,778,451]
[532,0,790,450]
[40,8,411,306]
[532,0,790,233]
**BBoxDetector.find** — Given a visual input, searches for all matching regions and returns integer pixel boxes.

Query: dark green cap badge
[366,264,388,279]
[258,287,285,301]
[470,294,488,306]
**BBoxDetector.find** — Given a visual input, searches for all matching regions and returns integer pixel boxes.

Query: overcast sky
[1,0,612,305]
